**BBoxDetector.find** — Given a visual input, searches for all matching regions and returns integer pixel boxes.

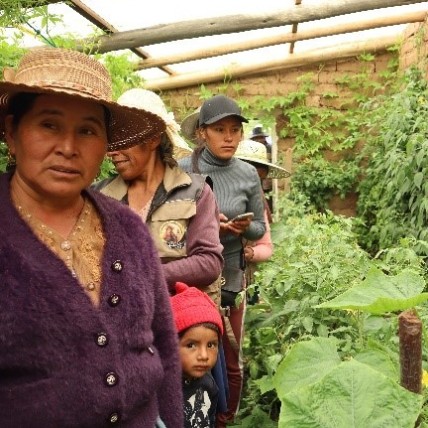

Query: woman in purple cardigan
[0,47,183,427]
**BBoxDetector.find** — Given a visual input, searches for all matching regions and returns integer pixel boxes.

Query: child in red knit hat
[171,282,224,428]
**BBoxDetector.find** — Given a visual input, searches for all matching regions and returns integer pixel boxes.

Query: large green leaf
[354,348,398,380]
[279,359,423,428]
[273,337,341,398]
[315,267,427,314]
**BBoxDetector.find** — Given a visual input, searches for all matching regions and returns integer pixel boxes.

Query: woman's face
[5,93,107,201]
[200,116,243,160]
[107,136,159,181]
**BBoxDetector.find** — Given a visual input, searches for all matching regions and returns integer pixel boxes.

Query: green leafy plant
[102,53,146,100]
[290,156,360,211]
[237,194,428,426]
[275,338,423,428]
[316,267,428,313]
[356,67,428,255]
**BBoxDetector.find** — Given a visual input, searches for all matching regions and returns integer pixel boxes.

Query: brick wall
[399,16,428,73]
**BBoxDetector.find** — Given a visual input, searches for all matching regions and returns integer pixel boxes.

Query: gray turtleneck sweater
[179,148,265,269]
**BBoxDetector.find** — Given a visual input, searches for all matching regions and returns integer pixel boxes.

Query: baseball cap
[199,94,248,126]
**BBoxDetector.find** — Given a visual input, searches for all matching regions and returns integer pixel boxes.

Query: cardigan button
[111,260,123,272]
[105,372,118,387]
[108,294,121,307]
[96,332,108,347]
[108,412,120,424]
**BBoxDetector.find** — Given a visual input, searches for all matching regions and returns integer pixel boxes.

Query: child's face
[179,325,219,379]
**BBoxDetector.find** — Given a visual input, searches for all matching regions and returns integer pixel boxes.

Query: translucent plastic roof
[5,0,428,86]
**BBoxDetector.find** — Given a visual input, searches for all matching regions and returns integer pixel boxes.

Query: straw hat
[0,47,165,151]
[117,88,192,160]
[235,139,290,178]
[180,106,200,143]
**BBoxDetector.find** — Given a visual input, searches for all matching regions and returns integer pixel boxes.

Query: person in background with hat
[181,105,202,146]
[94,88,223,301]
[249,125,271,160]
[171,281,224,428]
[249,125,274,212]
[0,47,182,427]
[179,94,266,427]
[234,139,290,304]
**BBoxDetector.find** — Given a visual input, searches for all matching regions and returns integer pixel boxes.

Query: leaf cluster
[356,67,428,254]
[241,57,398,212]
[290,156,359,211]
[237,194,427,425]
[276,338,423,428]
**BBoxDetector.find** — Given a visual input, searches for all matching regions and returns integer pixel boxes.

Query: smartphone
[231,212,254,222]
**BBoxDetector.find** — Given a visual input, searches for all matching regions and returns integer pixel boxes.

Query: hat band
[17,80,110,100]
[12,61,111,100]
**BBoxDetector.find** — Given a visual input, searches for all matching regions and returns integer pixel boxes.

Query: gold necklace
[13,196,91,278]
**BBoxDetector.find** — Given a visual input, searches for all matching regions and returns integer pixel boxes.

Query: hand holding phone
[231,212,254,223]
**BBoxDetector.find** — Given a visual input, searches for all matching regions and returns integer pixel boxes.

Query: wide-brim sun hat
[235,139,291,178]
[199,94,248,126]
[117,88,192,160]
[180,106,200,143]
[0,47,165,151]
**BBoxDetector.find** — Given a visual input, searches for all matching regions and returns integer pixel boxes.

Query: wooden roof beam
[136,10,426,70]
[78,0,427,53]
[69,0,174,76]
[144,36,396,91]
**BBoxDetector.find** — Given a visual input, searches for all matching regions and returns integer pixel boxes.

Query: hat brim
[165,127,193,160]
[0,81,166,151]
[180,110,200,142]
[251,132,269,138]
[236,154,291,178]
[204,112,248,125]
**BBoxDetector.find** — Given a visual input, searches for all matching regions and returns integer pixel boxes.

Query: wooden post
[398,310,422,394]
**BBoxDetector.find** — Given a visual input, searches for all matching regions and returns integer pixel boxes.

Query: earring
[6,150,16,171]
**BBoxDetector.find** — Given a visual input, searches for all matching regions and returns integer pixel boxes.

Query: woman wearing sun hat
[179,94,266,427]
[94,88,224,300]
[235,139,290,303]
[0,47,182,427]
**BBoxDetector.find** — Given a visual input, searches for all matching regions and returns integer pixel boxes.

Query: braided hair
[159,132,178,168]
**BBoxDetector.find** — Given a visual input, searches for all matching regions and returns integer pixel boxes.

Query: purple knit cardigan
[0,173,183,428]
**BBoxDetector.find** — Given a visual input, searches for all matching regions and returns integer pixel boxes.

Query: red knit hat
[171,282,223,335]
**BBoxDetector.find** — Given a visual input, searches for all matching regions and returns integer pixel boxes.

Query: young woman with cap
[94,88,224,302]
[179,94,266,427]
[0,47,182,427]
